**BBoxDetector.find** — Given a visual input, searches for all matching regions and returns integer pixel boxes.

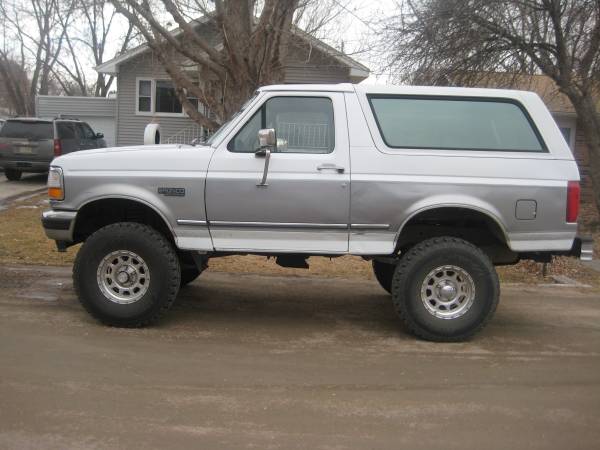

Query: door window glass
[228,97,335,153]
[76,123,95,139]
[228,110,262,153]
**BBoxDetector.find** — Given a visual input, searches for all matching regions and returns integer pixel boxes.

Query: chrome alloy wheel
[420,265,475,319]
[97,250,150,304]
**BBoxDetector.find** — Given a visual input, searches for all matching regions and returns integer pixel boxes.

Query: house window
[138,80,152,112]
[156,80,182,113]
[136,78,201,116]
[560,127,572,147]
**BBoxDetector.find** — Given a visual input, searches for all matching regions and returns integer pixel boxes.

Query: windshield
[0,121,53,140]
[206,91,261,146]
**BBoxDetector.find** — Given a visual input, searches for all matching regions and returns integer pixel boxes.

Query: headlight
[47,166,64,200]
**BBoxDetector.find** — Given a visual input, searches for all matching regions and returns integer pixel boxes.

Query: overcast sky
[319,0,398,84]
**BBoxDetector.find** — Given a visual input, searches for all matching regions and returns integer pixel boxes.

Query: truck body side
[45,84,581,262]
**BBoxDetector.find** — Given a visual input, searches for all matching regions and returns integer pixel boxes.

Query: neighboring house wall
[36,96,117,146]
[115,42,358,147]
[116,52,195,147]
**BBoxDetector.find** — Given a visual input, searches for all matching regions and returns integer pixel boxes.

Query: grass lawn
[1,194,598,288]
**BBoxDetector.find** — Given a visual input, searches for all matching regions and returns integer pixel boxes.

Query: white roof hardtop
[259,83,538,100]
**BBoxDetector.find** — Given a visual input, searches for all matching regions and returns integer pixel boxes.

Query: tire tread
[73,222,180,327]
[391,236,500,342]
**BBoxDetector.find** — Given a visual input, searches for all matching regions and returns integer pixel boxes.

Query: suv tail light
[53,139,62,157]
[566,181,580,223]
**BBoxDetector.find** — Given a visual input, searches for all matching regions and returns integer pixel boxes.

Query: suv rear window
[0,121,53,140]
[368,96,546,152]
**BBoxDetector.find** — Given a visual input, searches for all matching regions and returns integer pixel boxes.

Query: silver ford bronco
[41,83,593,341]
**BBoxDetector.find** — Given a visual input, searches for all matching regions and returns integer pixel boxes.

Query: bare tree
[54,0,136,96]
[378,0,600,211]
[109,0,358,129]
[0,0,73,114]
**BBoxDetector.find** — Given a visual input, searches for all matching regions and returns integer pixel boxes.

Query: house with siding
[95,21,370,147]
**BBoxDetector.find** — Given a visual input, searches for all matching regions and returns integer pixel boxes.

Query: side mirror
[258,128,276,148]
[95,132,104,139]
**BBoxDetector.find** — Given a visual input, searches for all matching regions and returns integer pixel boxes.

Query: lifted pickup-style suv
[0,117,106,181]
[42,84,593,341]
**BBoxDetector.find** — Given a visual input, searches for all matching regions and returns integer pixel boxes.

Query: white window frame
[135,77,201,118]
[136,78,154,115]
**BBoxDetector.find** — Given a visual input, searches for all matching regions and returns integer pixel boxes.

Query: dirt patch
[0,195,79,266]
[0,194,598,287]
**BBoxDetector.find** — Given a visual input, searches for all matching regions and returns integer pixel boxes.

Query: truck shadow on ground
[170,276,401,335]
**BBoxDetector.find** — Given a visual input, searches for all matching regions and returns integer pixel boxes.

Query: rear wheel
[391,236,499,342]
[372,260,395,294]
[4,169,22,181]
[73,222,180,327]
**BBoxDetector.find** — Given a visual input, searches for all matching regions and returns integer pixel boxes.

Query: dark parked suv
[0,117,106,181]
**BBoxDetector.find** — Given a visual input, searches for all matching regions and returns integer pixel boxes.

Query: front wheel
[391,237,499,342]
[73,222,181,327]
[4,169,22,181]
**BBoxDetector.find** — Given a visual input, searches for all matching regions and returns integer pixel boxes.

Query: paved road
[1,265,599,450]
[0,173,46,203]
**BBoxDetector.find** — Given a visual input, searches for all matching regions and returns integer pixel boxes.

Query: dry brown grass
[0,194,598,288]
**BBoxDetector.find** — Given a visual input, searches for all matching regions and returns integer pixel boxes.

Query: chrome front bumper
[41,209,76,243]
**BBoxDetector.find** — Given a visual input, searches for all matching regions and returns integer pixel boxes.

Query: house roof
[95,18,370,80]
[464,73,600,116]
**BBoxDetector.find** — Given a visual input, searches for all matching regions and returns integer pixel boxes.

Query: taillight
[53,139,62,156]
[566,181,580,223]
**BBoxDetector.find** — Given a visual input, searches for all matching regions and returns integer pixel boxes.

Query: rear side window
[57,122,77,139]
[368,96,546,152]
[0,121,53,140]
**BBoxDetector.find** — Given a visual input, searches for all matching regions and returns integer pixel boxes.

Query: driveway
[0,173,46,203]
[1,265,599,450]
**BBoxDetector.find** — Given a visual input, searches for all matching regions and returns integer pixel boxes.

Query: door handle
[256,148,271,187]
[317,163,345,174]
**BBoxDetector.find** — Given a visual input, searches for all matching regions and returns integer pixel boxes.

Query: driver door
[205,92,350,253]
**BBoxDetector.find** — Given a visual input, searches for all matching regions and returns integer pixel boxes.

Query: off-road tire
[372,260,395,294]
[391,236,500,342]
[73,222,180,327]
[4,169,22,181]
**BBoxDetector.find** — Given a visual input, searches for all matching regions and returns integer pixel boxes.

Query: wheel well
[73,198,173,243]
[396,207,516,264]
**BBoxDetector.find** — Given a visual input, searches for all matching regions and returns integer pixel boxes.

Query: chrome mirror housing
[258,128,276,148]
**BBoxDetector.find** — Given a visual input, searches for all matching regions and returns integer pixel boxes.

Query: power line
[329,0,378,32]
